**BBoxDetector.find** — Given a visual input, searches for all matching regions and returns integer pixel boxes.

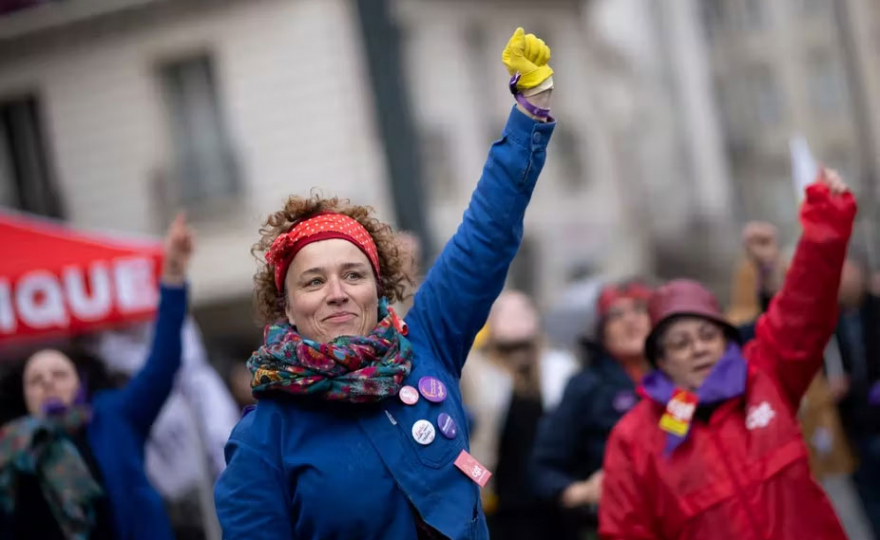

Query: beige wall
[0,0,393,306]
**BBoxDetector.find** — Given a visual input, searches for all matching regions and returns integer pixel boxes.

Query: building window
[0,94,64,218]
[807,54,848,114]
[756,174,798,228]
[716,83,739,137]
[747,68,784,126]
[739,0,768,30]
[419,126,455,202]
[552,125,587,190]
[715,69,783,144]
[463,23,495,130]
[158,54,239,205]
[700,0,726,39]
[795,0,828,16]
[508,235,537,296]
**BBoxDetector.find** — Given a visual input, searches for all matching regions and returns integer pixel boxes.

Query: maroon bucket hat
[645,279,742,363]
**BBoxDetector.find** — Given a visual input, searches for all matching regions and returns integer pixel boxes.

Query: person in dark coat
[0,214,193,540]
[531,279,652,535]
[833,257,880,537]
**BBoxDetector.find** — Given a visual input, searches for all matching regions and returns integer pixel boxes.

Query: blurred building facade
[393,0,658,305]
[585,0,740,292]
[1,0,878,354]
[0,0,395,352]
[589,0,880,289]
[700,0,880,251]
[0,0,666,352]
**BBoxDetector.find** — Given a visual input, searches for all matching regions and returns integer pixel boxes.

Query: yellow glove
[501,27,554,92]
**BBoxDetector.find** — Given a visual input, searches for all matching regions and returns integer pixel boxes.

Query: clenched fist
[817,167,849,196]
[162,212,194,285]
[502,27,554,92]
[561,470,604,508]
[742,221,780,268]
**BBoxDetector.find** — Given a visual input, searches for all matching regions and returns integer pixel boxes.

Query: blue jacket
[0,285,185,540]
[88,284,185,540]
[84,284,185,540]
[214,107,554,540]
[88,285,185,540]
[531,345,638,503]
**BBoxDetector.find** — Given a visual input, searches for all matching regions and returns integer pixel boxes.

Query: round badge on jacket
[399,385,419,405]
[612,391,636,413]
[437,413,457,439]
[418,376,447,403]
[412,420,436,445]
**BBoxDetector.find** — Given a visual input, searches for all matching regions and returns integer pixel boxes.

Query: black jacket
[836,293,880,438]
[531,344,638,502]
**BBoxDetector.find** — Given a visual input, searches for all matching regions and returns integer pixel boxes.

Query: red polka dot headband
[266,213,381,291]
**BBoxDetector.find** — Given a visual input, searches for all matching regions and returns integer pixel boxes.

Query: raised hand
[817,167,849,196]
[742,221,780,268]
[502,27,553,92]
[162,212,194,285]
[560,470,604,508]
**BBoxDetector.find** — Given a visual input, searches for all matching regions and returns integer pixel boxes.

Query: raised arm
[747,169,857,407]
[741,221,785,301]
[407,28,555,378]
[117,214,193,436]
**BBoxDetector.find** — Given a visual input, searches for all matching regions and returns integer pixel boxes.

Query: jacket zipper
[710,429,766,540]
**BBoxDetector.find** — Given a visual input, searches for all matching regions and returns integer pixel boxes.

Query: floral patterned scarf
[248,299,413,403]
[0,406,103,540]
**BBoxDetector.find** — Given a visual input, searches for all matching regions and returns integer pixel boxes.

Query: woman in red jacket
[599,169,857,540]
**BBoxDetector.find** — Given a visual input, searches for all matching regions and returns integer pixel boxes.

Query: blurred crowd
[0,16,878,536]
[0,209,878,540]
[461,220,880,540]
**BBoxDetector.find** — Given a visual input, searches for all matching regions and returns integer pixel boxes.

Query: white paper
[789,135,818,203]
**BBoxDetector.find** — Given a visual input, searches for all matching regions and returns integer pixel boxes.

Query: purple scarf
[641,344,747,454]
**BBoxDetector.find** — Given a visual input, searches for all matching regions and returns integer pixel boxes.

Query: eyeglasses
[661,326,724,355]
[491,340,537,355]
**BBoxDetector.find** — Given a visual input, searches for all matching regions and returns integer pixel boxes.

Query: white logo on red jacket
[746,401,776,430]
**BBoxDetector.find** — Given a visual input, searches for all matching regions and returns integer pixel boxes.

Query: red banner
[0,211,164,344]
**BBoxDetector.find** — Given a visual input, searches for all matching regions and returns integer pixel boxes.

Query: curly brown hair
[252,194,413,324]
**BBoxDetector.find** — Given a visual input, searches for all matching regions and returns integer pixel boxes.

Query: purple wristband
[514,93,551,118]
[509,73,551,119]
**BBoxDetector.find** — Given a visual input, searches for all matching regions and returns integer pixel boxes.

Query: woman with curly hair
[213,27,555,540]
